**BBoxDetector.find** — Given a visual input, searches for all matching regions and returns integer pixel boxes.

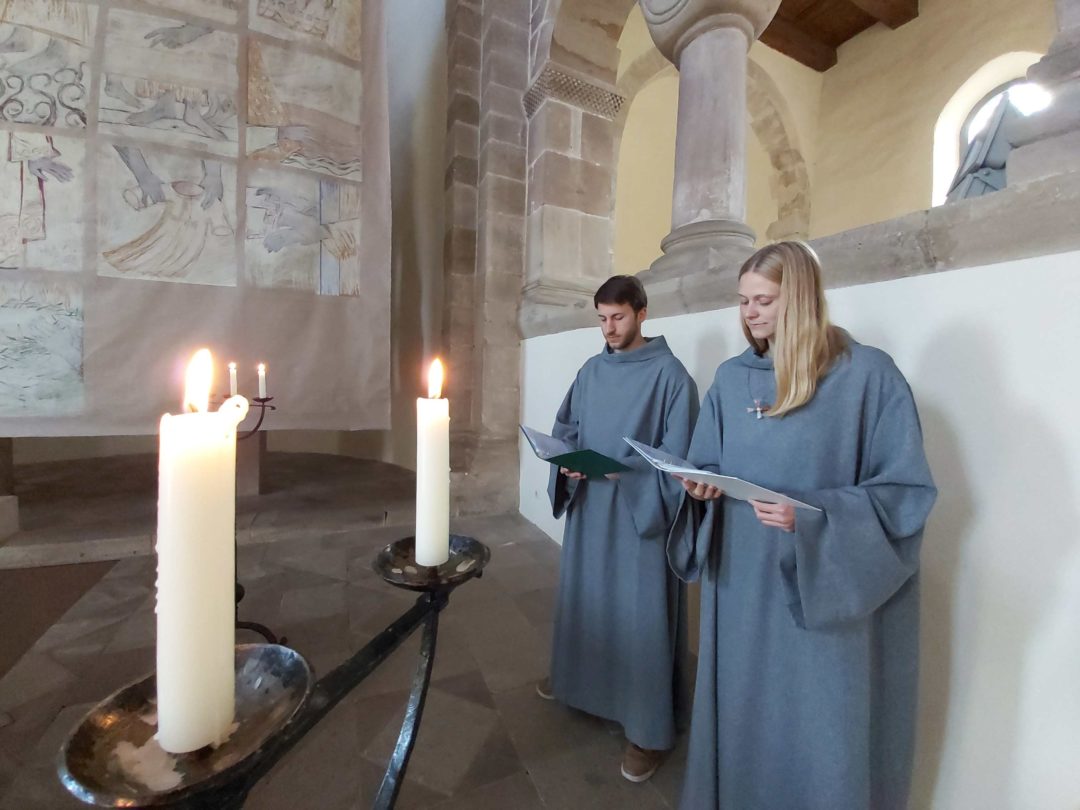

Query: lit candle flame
[427,359,444,399]
[183,349,213,413]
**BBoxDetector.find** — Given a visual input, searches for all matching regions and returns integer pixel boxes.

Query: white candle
[228,362,237,397]
[257,363,266,398]
[156,349,249,754]
[415,359,449,566]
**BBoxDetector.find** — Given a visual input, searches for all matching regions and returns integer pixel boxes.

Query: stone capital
[640,0,781,64]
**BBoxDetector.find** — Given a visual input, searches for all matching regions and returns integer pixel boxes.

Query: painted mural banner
[0,0,390,434]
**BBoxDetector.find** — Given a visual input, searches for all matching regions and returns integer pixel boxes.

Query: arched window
[945,79,1052,202]
[932,52,1047,206]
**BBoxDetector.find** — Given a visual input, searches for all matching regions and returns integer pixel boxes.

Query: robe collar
[600,335,671,363]
[736,346,774,370]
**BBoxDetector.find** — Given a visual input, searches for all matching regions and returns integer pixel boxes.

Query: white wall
[519,250,1080,810]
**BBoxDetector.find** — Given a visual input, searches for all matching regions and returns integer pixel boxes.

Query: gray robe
[669,341,936,810]
[548,335,698,750]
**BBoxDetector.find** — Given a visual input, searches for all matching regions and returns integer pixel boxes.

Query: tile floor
[0,511,689,809]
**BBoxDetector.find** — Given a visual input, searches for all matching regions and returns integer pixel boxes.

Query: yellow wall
[813,0,1055,236]
[611,0,1056,258]
[613,74,678,276]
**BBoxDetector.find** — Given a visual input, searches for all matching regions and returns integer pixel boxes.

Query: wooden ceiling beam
[846,0,919,29]
[760,16,838,72]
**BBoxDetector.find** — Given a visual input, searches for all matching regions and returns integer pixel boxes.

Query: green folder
[520,425,630,478]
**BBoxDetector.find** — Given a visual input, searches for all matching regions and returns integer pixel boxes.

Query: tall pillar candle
[156,349,249,753]
[415,359,449,566]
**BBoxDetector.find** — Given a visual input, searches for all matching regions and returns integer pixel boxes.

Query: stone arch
[536,0,641,87]
[746,58,811,239]
[610,46,812,246]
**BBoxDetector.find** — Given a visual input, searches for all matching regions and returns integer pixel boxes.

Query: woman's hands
[749,500,795,533]
[679,477,723,501]
[680,476,797,532]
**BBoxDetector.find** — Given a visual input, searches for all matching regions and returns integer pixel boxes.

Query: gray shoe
[535,677,554,701]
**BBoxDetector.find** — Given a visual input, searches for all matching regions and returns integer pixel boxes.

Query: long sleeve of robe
[668,340,936,810]
[546,335,698,750]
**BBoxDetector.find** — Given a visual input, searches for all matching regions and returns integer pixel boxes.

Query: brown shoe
[621,742,665,782]
[535,677,554,701]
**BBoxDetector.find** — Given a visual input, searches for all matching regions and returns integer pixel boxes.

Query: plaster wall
[813,0,1055,237]
[519,249,1080,810]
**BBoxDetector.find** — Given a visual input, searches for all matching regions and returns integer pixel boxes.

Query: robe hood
[600,335,672,363]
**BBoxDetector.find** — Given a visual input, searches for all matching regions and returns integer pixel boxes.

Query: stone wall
[443,0,530,515]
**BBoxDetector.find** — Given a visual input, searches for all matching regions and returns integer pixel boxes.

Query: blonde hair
[738,241,847,417]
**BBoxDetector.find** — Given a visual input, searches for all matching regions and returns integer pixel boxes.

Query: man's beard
[608,327,639,350]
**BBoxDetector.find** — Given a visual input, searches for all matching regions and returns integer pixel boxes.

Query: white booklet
[623,437,821,511]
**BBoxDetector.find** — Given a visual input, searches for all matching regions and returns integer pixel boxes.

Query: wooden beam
[760,16,837,72]
[846,0,919,29]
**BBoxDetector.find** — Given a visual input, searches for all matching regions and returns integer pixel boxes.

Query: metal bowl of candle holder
[373,535,490,592]
[59,644,312,807]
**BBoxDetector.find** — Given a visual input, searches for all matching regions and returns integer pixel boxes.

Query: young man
[541,275,699,783]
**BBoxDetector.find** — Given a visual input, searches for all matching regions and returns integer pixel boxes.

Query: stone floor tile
[429,770,544,810]
[32,614,127,655]
[491,682,623,765]
[362,687,498,797]
[430,670,496,711]
[646,734,690,809]
[512,586,557,628]
[453,721,524,795]
[103,609,156,653]
[280,582,346,623]
[525,736,672,810]
[245,699,363,810]
[485,557,561,596]
[0,654,75,714]
[0,510,683,809]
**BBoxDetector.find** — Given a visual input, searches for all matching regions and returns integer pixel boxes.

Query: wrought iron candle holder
[58,534,490,810]
[238,396,275,440]
[233,395,279,644]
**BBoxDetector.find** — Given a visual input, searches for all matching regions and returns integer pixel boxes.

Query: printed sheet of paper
[623,437,821,511]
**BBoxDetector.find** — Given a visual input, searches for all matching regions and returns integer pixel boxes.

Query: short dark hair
[593,275,647,312]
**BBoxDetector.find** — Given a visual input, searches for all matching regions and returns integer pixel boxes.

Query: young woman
[669,241,937,810]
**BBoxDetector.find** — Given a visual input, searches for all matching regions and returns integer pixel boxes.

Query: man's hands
[679,477,797,533]
[558,467,619,481]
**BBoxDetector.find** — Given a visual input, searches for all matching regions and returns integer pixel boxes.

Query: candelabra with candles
[57,536,490,810]
[220,361,281,644]
[56,352,468,809]
[234,393,279,644]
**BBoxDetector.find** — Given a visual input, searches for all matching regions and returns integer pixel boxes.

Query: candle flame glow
[228,362,236,371]
[183,349,213,413]
[427,359,444,399]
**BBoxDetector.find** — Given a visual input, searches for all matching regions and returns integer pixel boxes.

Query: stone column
[444,0,481,443]
[638,0,781,282]
[441,0,530,515]
[1008,0,1080,183]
